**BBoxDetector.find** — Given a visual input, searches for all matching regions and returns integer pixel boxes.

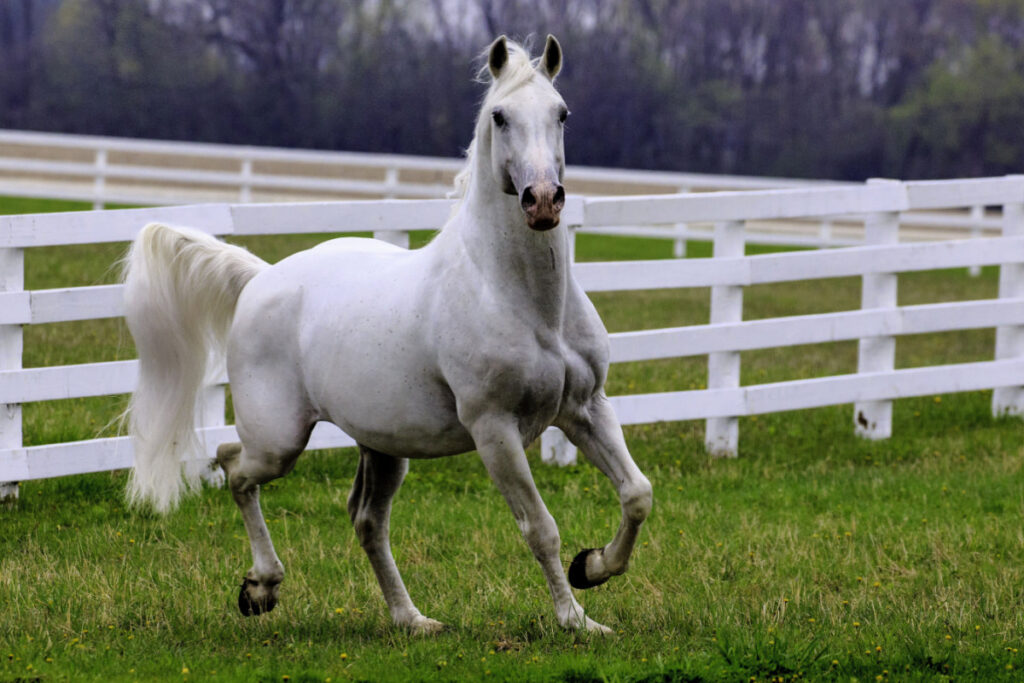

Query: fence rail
[0,128,821,207]
[1,175,1023,493]
[0,129,1002,250]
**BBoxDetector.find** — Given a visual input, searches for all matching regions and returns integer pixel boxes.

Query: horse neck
[452,162,570,329]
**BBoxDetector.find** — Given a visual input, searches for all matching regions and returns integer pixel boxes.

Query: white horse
[122,35,652,634]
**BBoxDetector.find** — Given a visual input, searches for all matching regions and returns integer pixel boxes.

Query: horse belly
[321,368,475,459]
[301,311,474,458]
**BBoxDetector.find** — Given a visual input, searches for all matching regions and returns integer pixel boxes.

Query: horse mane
[448,39,545,203]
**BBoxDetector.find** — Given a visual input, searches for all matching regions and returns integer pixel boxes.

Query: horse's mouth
[527,216,560,231]
[518,179,564,232]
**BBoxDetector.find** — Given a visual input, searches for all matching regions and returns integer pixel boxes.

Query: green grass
[3,196,1024,681]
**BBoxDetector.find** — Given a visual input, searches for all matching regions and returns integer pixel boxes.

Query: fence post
[705,219,745,456]
[374,229,410,249]
[384,167,399,199]
[968,204,984,277]
[673,186,689,258]
[854,178,900,439]
[992,187,1024,416]
[541,426,577,466]
[541,224,580,467]
[92,148,107,210]
[819,218,833,248]
[0,247,23,501]
[239,159,253,203]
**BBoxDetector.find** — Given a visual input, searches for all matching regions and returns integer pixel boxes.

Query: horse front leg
[557,392,653,589]
[469,417,611,633]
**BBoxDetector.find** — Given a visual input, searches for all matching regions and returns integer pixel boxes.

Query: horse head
[485,35,568,231]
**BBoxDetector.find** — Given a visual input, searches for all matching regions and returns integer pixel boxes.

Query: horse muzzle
[519,181,565,231]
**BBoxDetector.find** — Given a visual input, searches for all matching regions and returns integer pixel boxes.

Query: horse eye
[492,109,506,128]
[558,108,569,124]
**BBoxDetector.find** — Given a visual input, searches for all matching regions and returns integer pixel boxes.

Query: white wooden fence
[1,175,1022,498]
[0,129,1002,251]
[0,128,822,206]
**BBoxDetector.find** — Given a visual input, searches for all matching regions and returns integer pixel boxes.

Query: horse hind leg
[217,438,305,616]
[348,445,444,634]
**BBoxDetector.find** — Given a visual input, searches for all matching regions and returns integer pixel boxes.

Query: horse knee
[622,476,653,523]
[350,508,384,548]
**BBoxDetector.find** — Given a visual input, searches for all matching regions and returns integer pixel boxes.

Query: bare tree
[10,0,1024,179]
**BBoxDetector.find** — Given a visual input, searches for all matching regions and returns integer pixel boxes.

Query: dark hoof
[568,548,609,590]
[238,578,276,616]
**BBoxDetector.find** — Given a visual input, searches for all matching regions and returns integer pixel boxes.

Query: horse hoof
[583,616,614,635]
[568,548,610,590]
[410,616,447,635]
[238,579,277,616]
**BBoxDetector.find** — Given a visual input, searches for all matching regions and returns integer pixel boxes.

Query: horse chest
[451,328,598,442]
[511,343,567,412]
[498,345,566,443]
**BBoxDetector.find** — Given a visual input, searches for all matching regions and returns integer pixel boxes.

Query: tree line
[2,0,1024,181]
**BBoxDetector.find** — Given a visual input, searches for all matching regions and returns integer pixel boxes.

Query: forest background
[2,0,1024,181]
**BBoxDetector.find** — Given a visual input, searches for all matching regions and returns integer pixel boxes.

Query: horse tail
[122,222,268,513]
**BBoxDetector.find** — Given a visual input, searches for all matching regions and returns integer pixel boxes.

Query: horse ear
[540,34,562,80]
[488,36,509,79]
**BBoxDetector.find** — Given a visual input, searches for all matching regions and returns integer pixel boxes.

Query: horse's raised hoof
[237,578,277,616]
[568,548,610,590]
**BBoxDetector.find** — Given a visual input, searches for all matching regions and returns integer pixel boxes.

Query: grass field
[2,195,1024,682]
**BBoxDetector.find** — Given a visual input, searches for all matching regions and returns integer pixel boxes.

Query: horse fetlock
[601,543,633,577]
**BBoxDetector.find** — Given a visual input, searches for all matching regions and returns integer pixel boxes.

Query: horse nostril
[553,185,565,208]
[520,186,537,211]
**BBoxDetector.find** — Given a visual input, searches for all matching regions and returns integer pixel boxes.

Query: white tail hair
[122,223,268,513]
